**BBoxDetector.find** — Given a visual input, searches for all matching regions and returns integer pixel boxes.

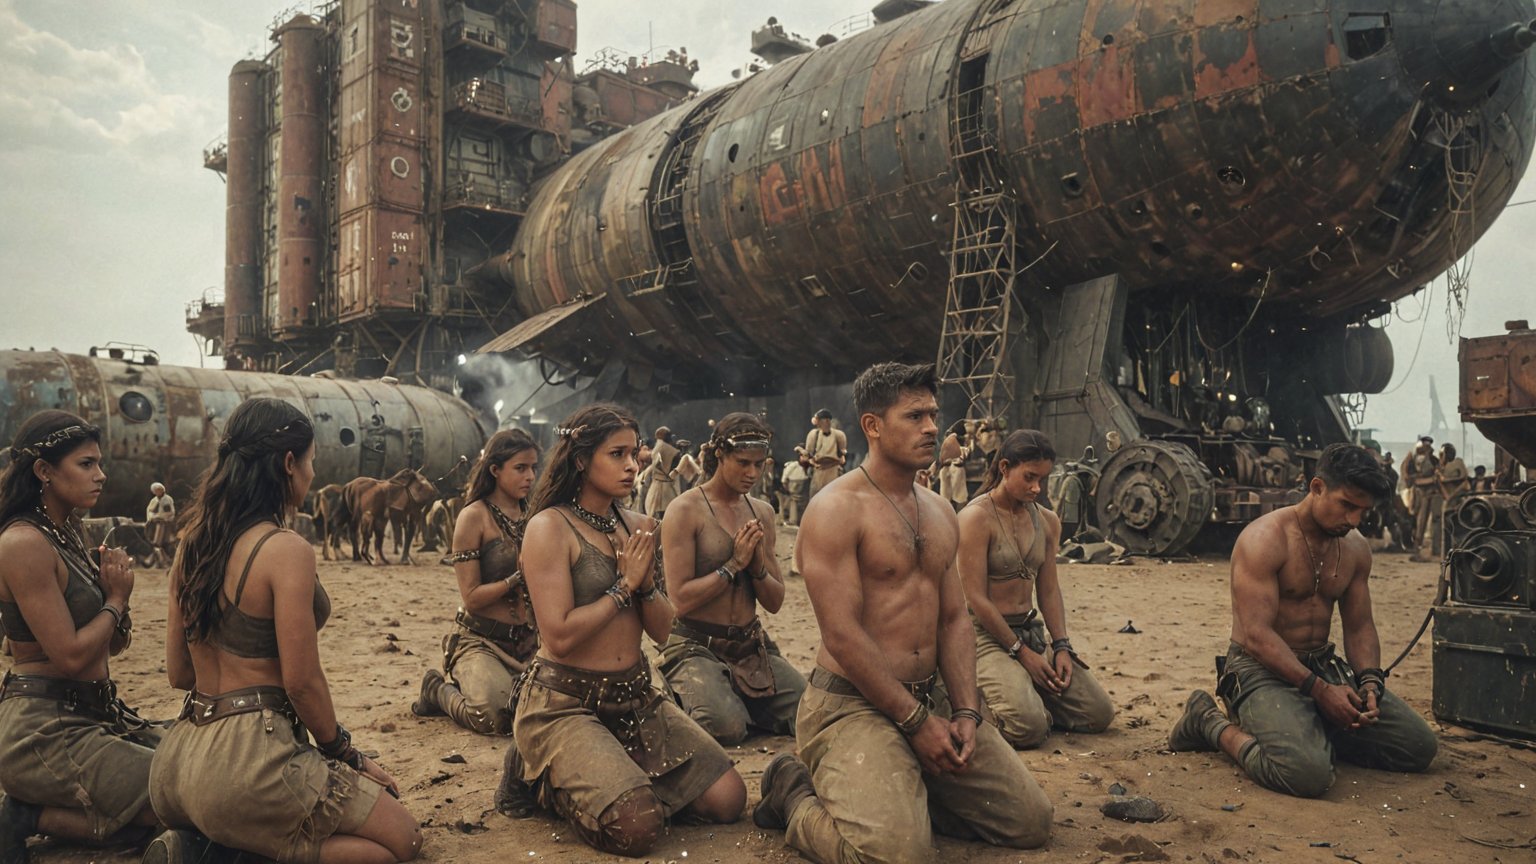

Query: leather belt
[673,616,761,643]
[809,665,936,704]
[456,609,534,644]
[0,673,116,717]
[181,686,297,727]
[529,657,650,708]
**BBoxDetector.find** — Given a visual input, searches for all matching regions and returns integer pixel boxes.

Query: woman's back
[183,524,326,696]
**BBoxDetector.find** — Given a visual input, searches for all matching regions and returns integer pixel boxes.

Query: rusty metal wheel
[1094,439,1214,556]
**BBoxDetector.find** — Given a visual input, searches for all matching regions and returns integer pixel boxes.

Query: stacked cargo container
[196,0,690,385]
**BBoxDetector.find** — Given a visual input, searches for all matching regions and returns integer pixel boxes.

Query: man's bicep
[799,508,863,623]
[1230,532,1282,630]
[1337,546,1377,629]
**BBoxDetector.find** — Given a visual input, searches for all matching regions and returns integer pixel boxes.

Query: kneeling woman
[958,430,1116,749]
[413,429,540,733]
[497,404,745,857]
[0,413,159,861]
[658,412,805,744]
[149,398,420,863]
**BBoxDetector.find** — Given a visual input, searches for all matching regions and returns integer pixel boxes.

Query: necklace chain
[33,506,99,581]
[569,500,618,534]
[1293,509,1339,596]
[487,500,526,545]
[859,466,924,558]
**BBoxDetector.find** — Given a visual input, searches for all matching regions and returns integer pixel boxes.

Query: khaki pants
[440,629,526,734]
[808,467,841,500]
[0,693,161,840]
[1219,643,1437,798]
[151,707,380,863]
[784,669,1052,863]
[1412,487,1442,554]
[974,617,1115,749]
[658,631,806,744]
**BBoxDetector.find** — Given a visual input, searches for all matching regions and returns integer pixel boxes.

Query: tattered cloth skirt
[512,656,733,824]
[149,687,382,864]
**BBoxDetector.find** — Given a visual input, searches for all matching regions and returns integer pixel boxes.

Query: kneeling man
[1169,443,1438,797]
[754,362,1051,863]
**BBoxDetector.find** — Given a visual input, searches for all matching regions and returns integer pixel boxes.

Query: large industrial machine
[1432,322,1536,742]
[187,0,1536,554]
[0,349,489,518]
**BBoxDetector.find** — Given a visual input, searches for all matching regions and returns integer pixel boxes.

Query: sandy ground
[23,529,1536,864]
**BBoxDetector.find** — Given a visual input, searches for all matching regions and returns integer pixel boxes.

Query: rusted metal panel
[1138,0,1198,36]
[1255,12,1330,82]
[1433,605,1536,741]
[583,70,676,128]
[541,60,573,143]
[225,60,267,354]
[1076,43,1138,127]
[1192,24,1258,100]
[275,17,325,335]
[336,207,425,320]
[521,0,577,56]
[1193,0,1257,28]
[1133,30,1196,112]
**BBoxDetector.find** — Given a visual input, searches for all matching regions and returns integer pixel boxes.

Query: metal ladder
[936,19,1022,426]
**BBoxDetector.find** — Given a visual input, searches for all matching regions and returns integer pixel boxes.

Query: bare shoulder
[800,475,863,535]
[746,493,774,520]
[1234,508,1288,555]
[1344,530,1374,573]
[0,520,48,556]
[456,499,489,525]
[261,529,319,577]
[1037,504,1063,536]
[0,522,55,584]
[618,506,658,534]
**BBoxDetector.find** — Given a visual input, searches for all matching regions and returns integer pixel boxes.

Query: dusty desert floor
[23,528,1536,864]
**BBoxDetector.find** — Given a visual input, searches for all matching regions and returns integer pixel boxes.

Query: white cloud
[0,0,211,157]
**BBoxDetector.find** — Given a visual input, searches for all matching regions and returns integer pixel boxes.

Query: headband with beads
[8,425,96,461]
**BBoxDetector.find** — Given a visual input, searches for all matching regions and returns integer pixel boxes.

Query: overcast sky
[1,0,1532,461]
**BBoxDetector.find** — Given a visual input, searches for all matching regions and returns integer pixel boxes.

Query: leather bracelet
[1355,667,1388,685]
[895,701,929,736]
[1051,638,1074,654]
[606,582,633,610]
[717,565,737,585]
[951,707,983,726]
[634,582,661,603]
[317,724,364,770]
[1004,637,1024,660]
[99,604,123,627]
[1299,671,1319,697]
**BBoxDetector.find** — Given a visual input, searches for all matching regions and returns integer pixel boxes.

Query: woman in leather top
[957,429,1116,750]
[412,428,541,733]
[0,411,160,864]
[493,403,745,857]
[147,397,421,863]
[657,411,806,744]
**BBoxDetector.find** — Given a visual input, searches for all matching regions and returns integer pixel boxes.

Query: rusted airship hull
[490,0,1536,385]
[0,351,489,518]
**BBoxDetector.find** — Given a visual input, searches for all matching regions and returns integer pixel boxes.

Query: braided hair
[175,398,314,642]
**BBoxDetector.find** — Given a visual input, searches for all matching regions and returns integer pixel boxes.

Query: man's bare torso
[803,471,957,681]
[1230,507,1370,653]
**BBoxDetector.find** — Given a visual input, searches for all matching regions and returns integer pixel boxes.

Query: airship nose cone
[1396,0,1536,105]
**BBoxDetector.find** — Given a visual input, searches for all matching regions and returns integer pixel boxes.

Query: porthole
[340,427,358,446]
[119,391,154,423]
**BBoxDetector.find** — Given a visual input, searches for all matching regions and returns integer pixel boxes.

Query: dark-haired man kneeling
[755,362,1051,863]
[1168,443,1438,797]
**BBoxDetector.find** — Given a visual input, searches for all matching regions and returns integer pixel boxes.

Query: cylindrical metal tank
[0,351,490,519]
[275,15,327,334]
[224,59,268,355]
[497,0,1536,376]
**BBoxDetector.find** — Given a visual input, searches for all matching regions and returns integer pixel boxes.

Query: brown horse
[311,483,350,561]
[344,469,439,565]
